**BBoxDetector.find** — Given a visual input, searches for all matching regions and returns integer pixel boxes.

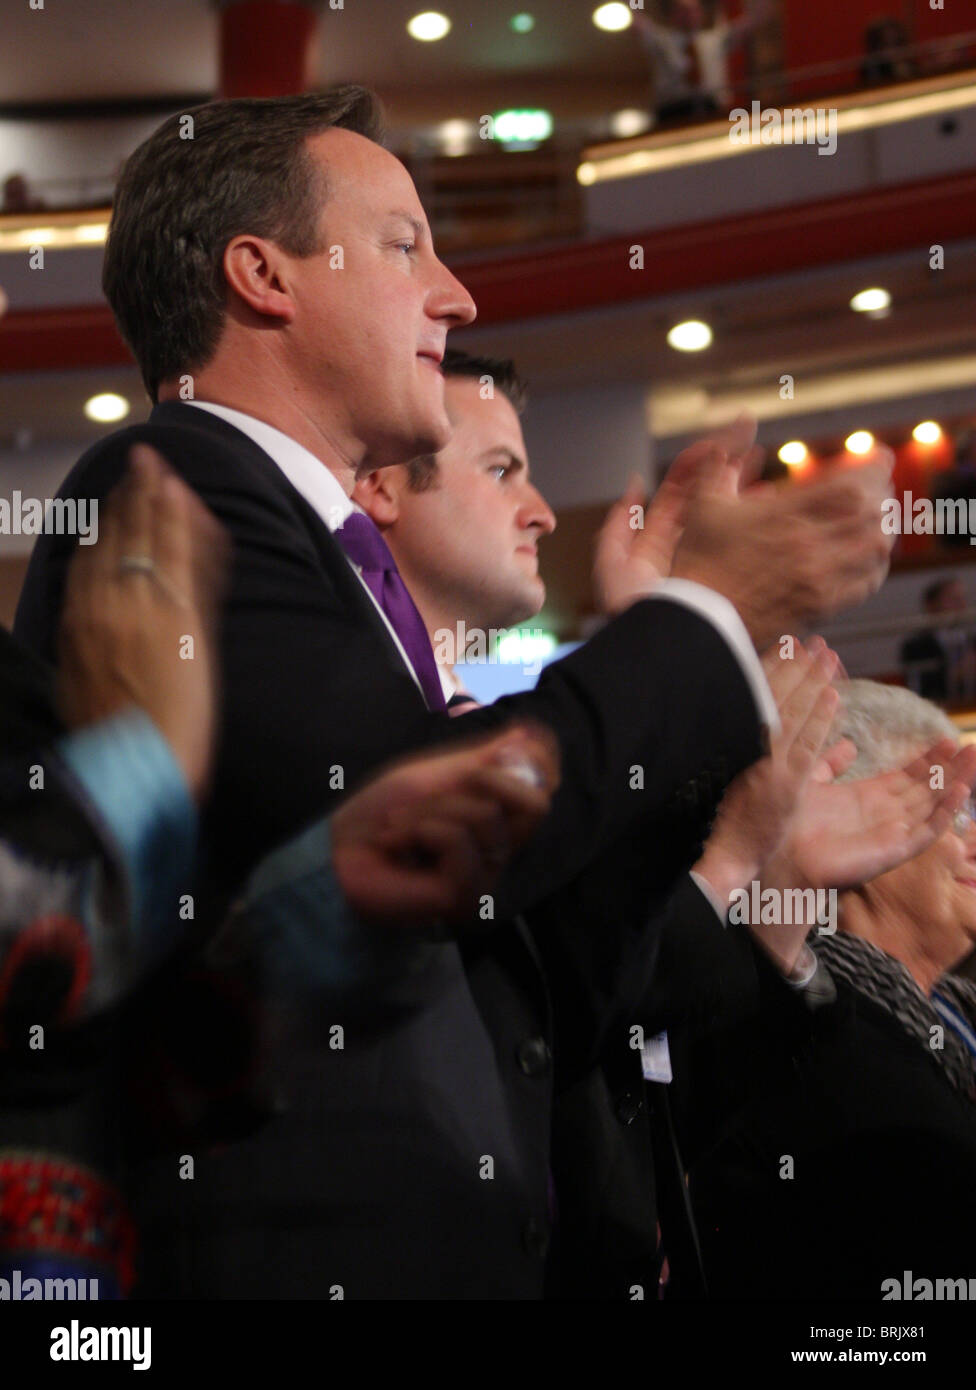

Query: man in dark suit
[15,86,898,1298]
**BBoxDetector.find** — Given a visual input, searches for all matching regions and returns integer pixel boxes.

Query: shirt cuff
[651,579,781,733]
[241,818,366,991]
[689,870,729,925]
[53,709,196,967]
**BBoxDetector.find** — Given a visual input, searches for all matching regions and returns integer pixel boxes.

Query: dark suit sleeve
[15,413,764,913]
[636,876,835,1166]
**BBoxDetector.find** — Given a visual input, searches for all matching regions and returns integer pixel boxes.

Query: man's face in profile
[279,129,477,471]
[368,376,556,633]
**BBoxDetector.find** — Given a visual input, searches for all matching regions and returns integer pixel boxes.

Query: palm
[785,740,976,888]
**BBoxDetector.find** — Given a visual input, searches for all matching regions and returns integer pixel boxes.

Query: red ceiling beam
[2,169,974,373]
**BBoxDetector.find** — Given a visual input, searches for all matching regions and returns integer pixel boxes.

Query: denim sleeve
[50,709,197,1007]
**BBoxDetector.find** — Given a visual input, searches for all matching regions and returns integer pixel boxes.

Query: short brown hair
[103,86,384,401]
[405,349,527,491]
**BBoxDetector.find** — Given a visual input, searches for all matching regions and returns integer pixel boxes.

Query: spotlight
[666,320,713,352]
[510,13,535,33]
[593,3,632,32]
[610,108,650,138]
[84,393,130,424]
[778,441,808,467]
[407,11,451,42]
[849,288,891,314]
[845,431,875,455]
[913,420,942,445]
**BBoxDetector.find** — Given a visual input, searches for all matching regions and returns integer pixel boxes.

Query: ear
[351,468,404,530]
[223,235,296,323]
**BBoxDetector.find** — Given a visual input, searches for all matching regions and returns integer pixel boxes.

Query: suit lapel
[149,403,423,698]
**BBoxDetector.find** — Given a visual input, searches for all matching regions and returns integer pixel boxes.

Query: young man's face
[356,375,556,633]
[283,128,476,469]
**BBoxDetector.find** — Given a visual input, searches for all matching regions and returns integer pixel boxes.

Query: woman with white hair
[675,677,976,1299]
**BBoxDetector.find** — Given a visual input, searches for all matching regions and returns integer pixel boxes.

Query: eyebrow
[480,447,527,474]
[385,211,427,239]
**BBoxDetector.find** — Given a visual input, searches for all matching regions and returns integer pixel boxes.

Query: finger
[121,443,163,564]
[778,645,832,746]
[814,737,857,783]
[787,683,839,778]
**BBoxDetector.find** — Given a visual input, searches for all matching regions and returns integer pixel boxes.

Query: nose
[520,485,556,538]
[428,258,477,329]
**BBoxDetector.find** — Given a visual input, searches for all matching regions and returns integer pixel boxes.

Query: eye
[489,464,511,481]
[394,241,416,256]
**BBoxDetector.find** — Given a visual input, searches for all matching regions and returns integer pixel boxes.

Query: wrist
[694,842,761,912]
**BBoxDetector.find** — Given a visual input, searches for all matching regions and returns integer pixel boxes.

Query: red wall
[780,0,971,100]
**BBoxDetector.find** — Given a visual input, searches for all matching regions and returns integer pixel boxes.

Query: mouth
[958,878,976,892]
[417,350,444,370]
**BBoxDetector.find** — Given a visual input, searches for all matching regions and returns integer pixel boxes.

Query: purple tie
[335,511,446,712]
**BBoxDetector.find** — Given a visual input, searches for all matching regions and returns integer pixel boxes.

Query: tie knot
[335,511,395,573]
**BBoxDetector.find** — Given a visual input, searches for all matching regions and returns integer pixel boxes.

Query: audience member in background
[632,0,771,126]
[932,428,976,553]
[2,172,46,213]
[671,680,976,1299]
[0,446,222,1298]
[901,576,976,703]
[352,349,554,706]
[860,17,918,87]
[355,352,976,1295]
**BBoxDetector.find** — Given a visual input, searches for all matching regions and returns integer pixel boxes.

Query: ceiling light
[407,11,451,42]
[593,3,633,31]
[778,441,808,467]
[845,430,875,455]
[666,320,713,352]
[437,119,475,157]
[849,287,891,314]
[610,108,650,139]
[84,392,130,424]
[510,13,535,32]
[913,420,943,445]
[493,109,553,145]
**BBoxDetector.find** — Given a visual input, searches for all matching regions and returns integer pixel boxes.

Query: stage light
[84,393,130,424]
[846,430,875,455]
[666,320,713,352]
[493,109,553,145]
[778,441,808,467]
[610,108,650,138]
[593,3,632,31]
[407,11,451,42]
[510,13,535,32]
[850,288,891,314]
[437,119,475,156]
[913,420,942,445]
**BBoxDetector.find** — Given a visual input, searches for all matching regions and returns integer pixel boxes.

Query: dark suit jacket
[639,879,976,1299]
[15,402,765,1298]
